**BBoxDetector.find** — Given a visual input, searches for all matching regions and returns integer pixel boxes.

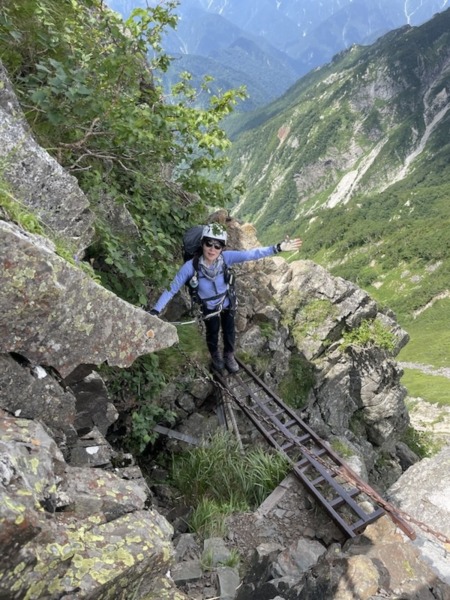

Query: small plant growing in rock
[330,438,354,458]
[279,353,315,408]
[0,178,100,280]
[340,318,396,352]
[259,321,275,340]
[0,183,44,235]
[191,498,236,539]
[402,426,442,459]
[222,548,241,568]
[200,548,215,571]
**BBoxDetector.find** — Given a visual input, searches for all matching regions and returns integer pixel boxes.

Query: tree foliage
[0,0,246,304]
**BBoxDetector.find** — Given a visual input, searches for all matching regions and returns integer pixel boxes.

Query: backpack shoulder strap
[192,254,200,274]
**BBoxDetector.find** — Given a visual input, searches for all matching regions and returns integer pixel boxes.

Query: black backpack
[182,225,204,262]
[182,225,236,312]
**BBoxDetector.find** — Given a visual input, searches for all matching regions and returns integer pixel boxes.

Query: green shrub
[0,0,246,306]
[103,354,175,454]
[340,318,396,352]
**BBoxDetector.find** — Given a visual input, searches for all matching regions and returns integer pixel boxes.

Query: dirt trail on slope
[399,362,450,379]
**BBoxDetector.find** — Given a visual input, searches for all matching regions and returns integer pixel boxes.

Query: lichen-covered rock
[0,221,178,377]
[68,427,118,468]
[4,510,177,600]
[0,410,188,600]
[0,61,94,253]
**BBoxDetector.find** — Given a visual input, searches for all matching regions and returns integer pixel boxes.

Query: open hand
[279,238,302,252]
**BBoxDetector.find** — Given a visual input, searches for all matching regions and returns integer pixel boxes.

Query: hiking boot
[224,353,239,373]
[211,351,224,371]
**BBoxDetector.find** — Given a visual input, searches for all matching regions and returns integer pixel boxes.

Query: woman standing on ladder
[150,224,302,373]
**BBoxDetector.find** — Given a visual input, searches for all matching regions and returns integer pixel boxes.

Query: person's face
[203,238,224,261]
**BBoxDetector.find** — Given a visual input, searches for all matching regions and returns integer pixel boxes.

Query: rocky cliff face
[1,60,449,599]
[0,61,186,600]
[208,218,411,489]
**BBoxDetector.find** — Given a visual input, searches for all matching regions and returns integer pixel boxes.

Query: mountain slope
[226,10,450,350]
[108,0,450,110]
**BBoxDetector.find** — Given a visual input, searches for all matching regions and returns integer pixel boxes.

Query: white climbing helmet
[202,223,227,245]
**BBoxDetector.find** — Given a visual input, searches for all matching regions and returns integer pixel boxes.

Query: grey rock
[171,559,204,585]
[69,370,118,436]
[388,447,450,584]
[215,566,240,600]
[112,465,151,498]
[396,440,420,471]
[239,324,267,355]
[57,463,148,519]
[0,61,94,253]
[0,353,77,449]
[0,221,178,377]
[176,392,196,415]
[175,533,201,562]
[67,426,115,468]
[95,190,139,239]
[270,537,326,579]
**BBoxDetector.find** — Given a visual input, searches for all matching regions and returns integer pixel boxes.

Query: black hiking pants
[204,308,235,356]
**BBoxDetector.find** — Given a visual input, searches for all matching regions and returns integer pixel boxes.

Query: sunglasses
[204,239,224,250]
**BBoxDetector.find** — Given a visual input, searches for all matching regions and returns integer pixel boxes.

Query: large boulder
[0,221,177,377]
[387,446,450,585]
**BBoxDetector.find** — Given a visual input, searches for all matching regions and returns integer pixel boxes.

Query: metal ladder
[214,358,415,539]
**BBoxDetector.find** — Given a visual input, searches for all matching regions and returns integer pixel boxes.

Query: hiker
[150,224,302,373]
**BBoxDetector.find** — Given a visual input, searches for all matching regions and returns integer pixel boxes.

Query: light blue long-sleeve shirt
[153,245,277,313]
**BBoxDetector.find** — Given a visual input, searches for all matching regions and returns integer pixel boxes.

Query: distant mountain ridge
[108,0,450,108]
[225,8,450,329]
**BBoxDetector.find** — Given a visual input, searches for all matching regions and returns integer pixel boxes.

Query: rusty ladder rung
[310,475,326,486]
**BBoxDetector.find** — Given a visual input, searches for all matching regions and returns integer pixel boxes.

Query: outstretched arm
[150,261,194,315]
[224,237,302,266]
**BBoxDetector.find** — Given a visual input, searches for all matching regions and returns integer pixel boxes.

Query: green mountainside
[226,10,450,402]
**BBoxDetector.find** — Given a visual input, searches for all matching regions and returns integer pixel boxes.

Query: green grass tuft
[171,431,290,537]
